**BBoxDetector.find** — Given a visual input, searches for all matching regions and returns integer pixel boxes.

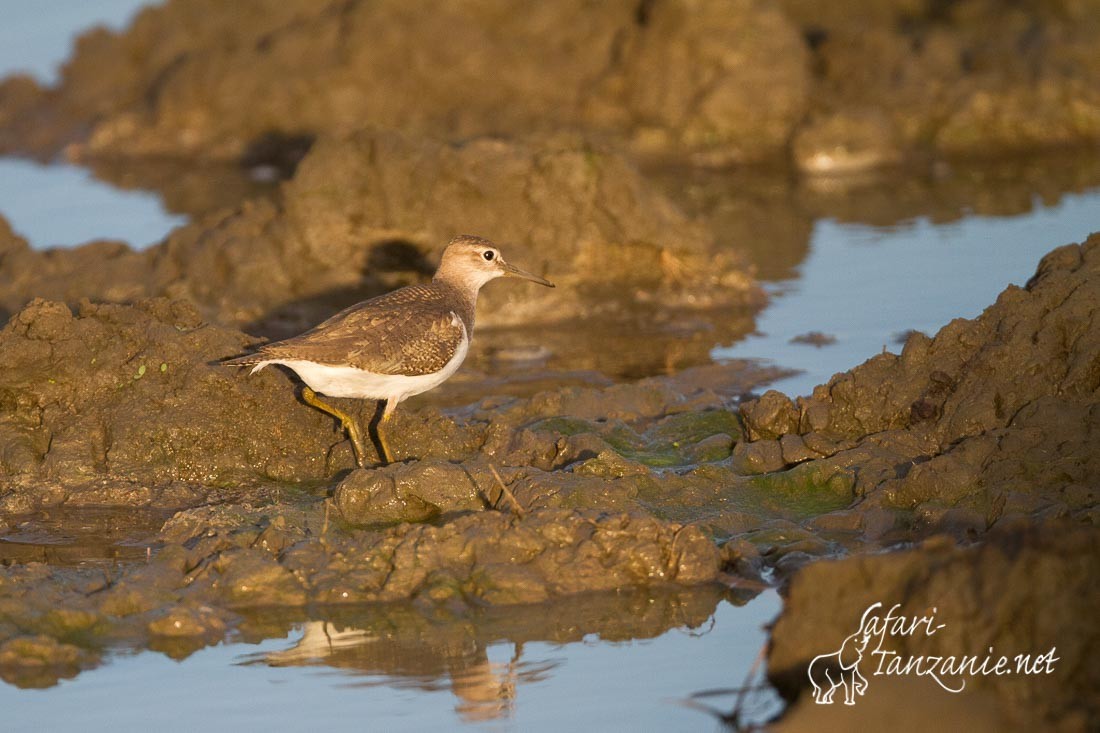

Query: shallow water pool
[0,158,186,249]
[0,588,782,731]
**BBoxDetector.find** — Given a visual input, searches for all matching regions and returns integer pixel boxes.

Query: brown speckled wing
[259,285,467,376]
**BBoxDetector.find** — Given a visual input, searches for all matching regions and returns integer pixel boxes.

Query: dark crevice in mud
[365,239,436,276]
[238,130,316,180]
[633,0,657,28]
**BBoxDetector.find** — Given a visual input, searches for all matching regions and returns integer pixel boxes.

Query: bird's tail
[220,353,266,368]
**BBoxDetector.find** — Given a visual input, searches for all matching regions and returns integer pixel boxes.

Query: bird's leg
[301,386,368,468]
[373,399,398,465]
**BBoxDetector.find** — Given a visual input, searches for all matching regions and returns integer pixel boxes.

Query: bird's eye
[483,250,496,261]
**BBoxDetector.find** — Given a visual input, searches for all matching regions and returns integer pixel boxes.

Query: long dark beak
[500,259,554,287]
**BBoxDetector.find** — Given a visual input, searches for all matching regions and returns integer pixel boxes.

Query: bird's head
[435,235,555,291]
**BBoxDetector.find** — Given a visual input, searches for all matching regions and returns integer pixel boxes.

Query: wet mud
[0,0,808,165]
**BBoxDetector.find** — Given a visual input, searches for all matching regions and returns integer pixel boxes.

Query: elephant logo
[806,602,880,705]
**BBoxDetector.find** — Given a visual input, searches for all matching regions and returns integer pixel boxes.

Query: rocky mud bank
[0,238,1096,721]
[735,237,1100,542]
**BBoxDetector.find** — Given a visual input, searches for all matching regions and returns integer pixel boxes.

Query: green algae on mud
[741,466,854,519]
[523,409,741,468]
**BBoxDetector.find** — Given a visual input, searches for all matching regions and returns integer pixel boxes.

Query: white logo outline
[805,601,1060,705]
[807,602,877,705]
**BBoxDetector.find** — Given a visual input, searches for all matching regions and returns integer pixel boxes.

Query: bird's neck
[432,277,479,332]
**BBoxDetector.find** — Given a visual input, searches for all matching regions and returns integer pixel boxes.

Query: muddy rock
[1,502,729,634]
[768,521,1099,729]
[0,297,377,497]
[0,289,783,511]
[7,0,1100,171]
[730,439,785,475]
[295,509,723,606]
[212,548,309,607]
[0,217,151,324]
[10,0,1100,164]
[779,0,1100,157]
[2,0,807,165]
[0,75,84,158]
[334,460,489,526]
[778,434,819,465]
[147,605,229,639]
[0,634,99,689]
[735,236,1100,539]
[741,390,800,441]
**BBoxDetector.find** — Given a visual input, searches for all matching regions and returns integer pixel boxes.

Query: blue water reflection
[0,157,185,249]
[0,590,782,732]
[716,190,1100,397]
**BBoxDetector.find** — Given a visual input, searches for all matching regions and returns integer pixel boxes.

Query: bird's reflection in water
[235,587,735,722]
[258,620,556,722]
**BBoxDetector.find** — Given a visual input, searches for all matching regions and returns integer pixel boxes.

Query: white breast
[252,320,469,404]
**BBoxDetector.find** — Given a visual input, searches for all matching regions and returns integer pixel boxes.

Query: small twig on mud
[182,555,215,587]
[489,464,527,519]
[322,498,331,535]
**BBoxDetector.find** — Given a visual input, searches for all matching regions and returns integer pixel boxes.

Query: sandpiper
[224,235,553,467]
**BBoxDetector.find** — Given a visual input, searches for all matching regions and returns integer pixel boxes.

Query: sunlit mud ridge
[0,0,807,165]
[0,293,778,498]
